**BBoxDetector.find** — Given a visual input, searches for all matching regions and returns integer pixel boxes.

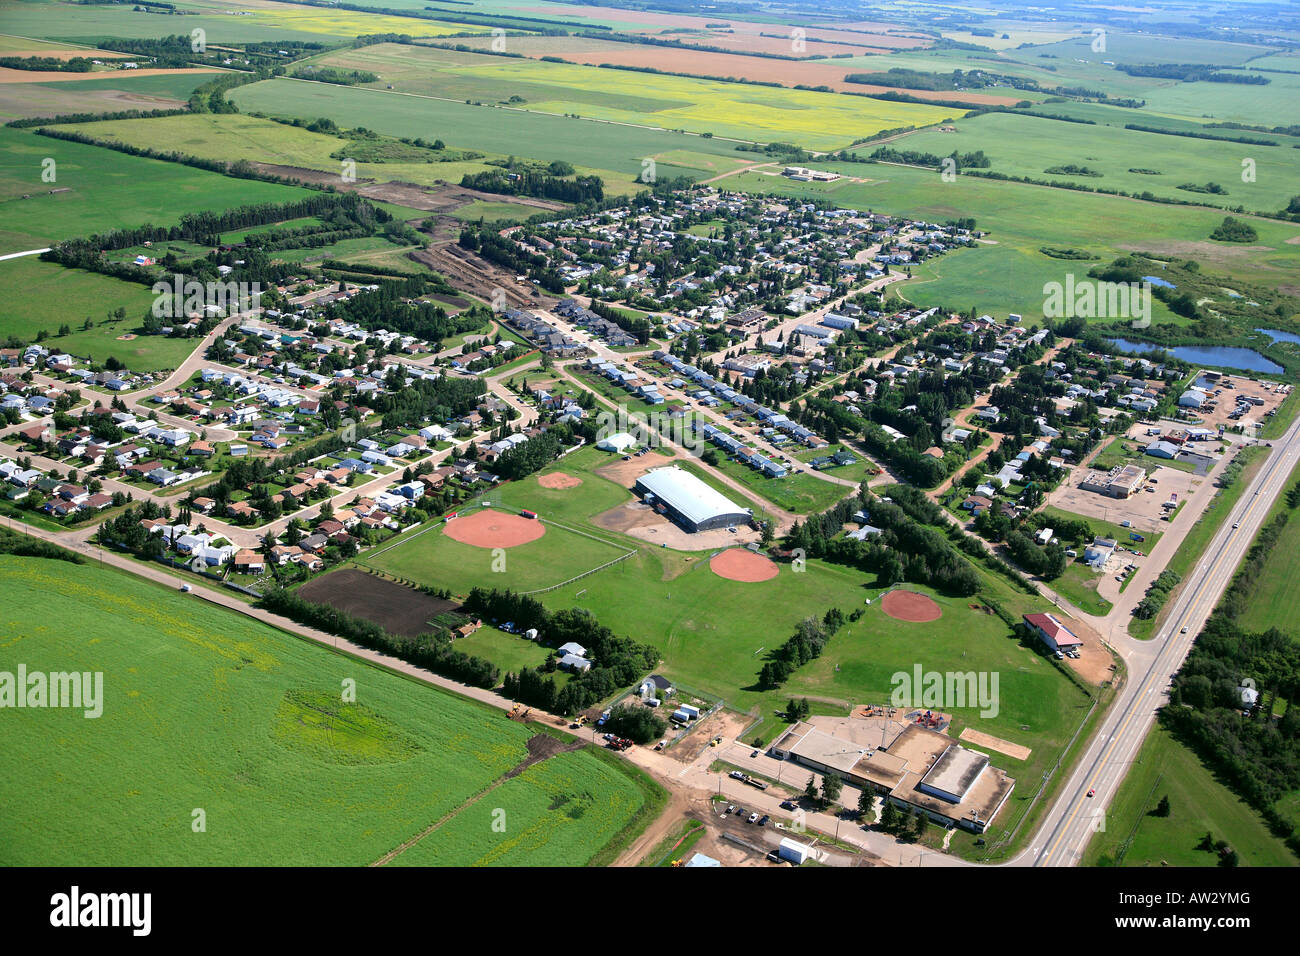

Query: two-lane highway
[1026,413,1300,866]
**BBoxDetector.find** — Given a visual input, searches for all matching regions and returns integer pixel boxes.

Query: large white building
[634,466,751,533]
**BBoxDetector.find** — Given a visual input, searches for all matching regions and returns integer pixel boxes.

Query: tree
[913,809,929,838]
[804,774,819,803]
[821,771,843,806]
[880,798,900,833]
[857,788,874,819]
[1152,795,1171,818]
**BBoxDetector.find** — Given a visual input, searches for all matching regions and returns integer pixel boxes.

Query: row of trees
[463,588,660,717]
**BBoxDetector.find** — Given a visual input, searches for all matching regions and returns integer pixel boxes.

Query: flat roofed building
[772,718,1014,832]
[634,466,751,533]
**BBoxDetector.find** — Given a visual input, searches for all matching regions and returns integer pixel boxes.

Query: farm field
[0,554,656,866]
[1137,69,1300,128]
[387,747,651,866]
[0,257,194,370]
[725,162,1300,320]
[248,47,961,151]
[0,126,313,252]
[47,111,516,194]
[230,77,759,192]
[0,0,491,44]
[369,34,1021,105]
[1084,725,1295,867]
[886,111,1300,214]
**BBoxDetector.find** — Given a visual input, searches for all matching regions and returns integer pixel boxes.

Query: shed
[778,838,812,865]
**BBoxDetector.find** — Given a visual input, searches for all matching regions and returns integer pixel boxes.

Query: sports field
[0,555,655,865]
[361,505,635,596]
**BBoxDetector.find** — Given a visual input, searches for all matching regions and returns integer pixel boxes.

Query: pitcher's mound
[538,472,582,490]
[710,548,778,583]
[882,589,942,623]
[444,510,546,548]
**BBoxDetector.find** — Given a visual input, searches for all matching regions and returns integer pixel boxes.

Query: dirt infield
[537,472,582,490]
[881,589,942,623]
[710,548,779,583]
[443,509,546,548]
[958,728,1032,761]
[298,569,460,637]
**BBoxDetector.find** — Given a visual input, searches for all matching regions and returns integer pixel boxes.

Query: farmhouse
[634,466,751,534]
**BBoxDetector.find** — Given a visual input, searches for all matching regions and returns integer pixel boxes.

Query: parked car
[780,800,796,811]
[748,812,759,824]
[758,815,770,827]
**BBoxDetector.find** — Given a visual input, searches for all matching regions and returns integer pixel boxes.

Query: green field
[1084,725,1296,866]
[361,505,634,596]
[725,161,1300,323]
[302,42,961,150]
[0,554,656,865]
[0,257,197,370]
[888,111,1300,214]
[0,0,491,44]
[0,126,313,252]
[387,746,651,866]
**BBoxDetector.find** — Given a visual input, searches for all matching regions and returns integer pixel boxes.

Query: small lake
[1142,275,1175,289]
[1256,328,1300,346]
[1105,338,1284,375]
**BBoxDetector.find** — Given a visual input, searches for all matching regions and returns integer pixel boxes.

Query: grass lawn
[0,553,656,865]
[1091,436,1198,475]
[1050,560,1113,617]
[452,625,554,675]
[1084,725,1296,866]
[705,451,853,515]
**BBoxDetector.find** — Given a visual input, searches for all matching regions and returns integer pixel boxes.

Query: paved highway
[1024,410,1300,866]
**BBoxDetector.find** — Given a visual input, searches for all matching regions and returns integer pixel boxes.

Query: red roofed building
[1023,613,1082,652]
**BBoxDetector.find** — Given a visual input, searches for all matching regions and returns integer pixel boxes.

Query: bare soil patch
[958,727,1032,761]
[298,568,459,637]
[537,471,582,489]
[710,547,779,583]
[593,449,679,486]
[443,508,547,548]
[881,589,942,623]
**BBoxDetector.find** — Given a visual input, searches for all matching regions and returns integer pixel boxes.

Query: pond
[1142,275,1175,289]
[1105,338,1284,375]
[1255,328,1300,346]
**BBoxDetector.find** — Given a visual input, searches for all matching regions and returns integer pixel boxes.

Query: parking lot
[1048,464,1205,536]
[1179,373,1291,433]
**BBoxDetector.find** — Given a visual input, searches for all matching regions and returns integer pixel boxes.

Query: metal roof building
[634,466,751,533]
